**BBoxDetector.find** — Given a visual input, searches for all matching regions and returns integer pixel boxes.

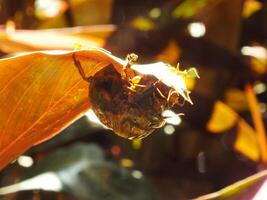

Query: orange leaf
[207,101,238,133]
[155,40,181,65]
[245,84,267,163]
[242,0,263,18]
[0,49,124,170]
[207,101,261,162]
[0,25,115,53]
[225,88,248,112]
[234,118,260,162]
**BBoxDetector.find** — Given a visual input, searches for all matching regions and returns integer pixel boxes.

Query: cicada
[73,53,196,139]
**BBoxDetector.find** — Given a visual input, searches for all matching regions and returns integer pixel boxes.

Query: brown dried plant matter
[73,53,194,139]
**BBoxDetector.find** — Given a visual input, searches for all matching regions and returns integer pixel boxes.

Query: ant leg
[155,87,166,99]
[72,53,92,83]
[167,89,177,102]
[152,80,167,99]
[166,89,186,106]
[163,113,184,120]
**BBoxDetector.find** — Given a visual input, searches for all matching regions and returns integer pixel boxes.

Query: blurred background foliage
[0,0,267,199]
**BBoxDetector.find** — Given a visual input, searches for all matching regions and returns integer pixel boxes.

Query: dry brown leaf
[0,49,124,170]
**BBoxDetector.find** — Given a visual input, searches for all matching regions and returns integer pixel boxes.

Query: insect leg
[163,113,184,122]
[155,87,167,99]
[167,89,178,102]
[166,89,186,107]
[151,80,167,99]
[72,53,92,83]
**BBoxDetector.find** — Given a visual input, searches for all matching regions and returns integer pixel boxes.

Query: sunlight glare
[162,110,182,125]
[149,8,161,18]
[188,22,206,38]
[85,109,106,127]
[5,20,15,34]
[131,62,191,103]
[132,170,143,179]
[253,178,267,200]
[17,155,34,168]
[35,0,67,18]
[0,172,62,195]
[253,82,266,94]
[241,46,267,60]
[163,125,175,135]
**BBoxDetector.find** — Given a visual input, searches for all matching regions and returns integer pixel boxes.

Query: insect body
[73,53,185,139]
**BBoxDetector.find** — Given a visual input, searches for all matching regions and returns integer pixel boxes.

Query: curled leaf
[0,49,194,169]
[0,49,123,170]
